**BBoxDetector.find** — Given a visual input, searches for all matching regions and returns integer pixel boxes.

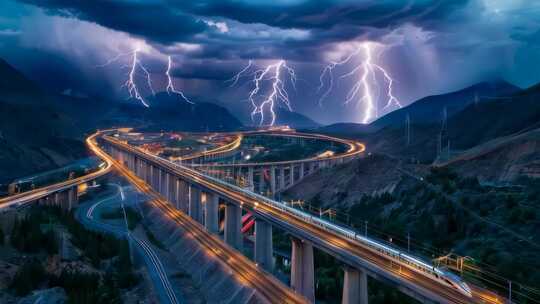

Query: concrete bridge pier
[258,169,264,194]
[279,167,285,192]
[300,163,305,179]
[67,186,78,210]
[224,202,243,251]
[270,166,276,197]
[247,167,254,190]
[342,267,368,304]
[254,219,273,271]
[189,186,202,223]
[289,165,295,186]
[168,175,177,206]
[291,238,315,302]
[204,192,219,234]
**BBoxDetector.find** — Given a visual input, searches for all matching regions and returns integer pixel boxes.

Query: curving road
[76,184,180,304]
[98,130,507,304]
[89,131,308,304]
[0,131,114,210]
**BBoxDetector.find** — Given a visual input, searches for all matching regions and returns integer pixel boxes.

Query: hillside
[341,82,540,163]
[0,60,87,182]
[0,59,244,182]
[372,80,520,129]
[441,128,540,182]
[283,160,540,300]
[274,107,321,129]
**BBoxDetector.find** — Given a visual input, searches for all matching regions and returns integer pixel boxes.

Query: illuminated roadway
[0,127,504,303]
[0,131,113,210]
[98,130,505,304]
[89,131,308,304]
[188,129,365,168]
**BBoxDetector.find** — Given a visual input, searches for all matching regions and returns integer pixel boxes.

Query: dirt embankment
[446,128,540,183]
[283,154,419,208]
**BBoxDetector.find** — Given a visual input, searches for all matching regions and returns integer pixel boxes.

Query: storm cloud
[1,0,539,124]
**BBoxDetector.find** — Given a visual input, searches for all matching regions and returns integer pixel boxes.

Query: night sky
[1,1,539,124]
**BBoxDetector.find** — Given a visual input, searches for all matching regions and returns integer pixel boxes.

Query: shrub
[10,259,46,296]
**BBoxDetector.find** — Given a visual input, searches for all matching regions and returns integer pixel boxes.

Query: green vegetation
[346,168,540,301]
[10,212,58,255]
[125,207,142,230]
[242,135,347,163]
[10,259,47,296]
[6,206,140,302]
[100,207,123,219]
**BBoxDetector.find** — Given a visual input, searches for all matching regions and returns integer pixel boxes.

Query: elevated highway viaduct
[98,130,505,304]
[0,132,113,212]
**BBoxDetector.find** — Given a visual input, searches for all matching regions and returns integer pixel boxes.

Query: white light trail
[318,42,402,124]
[166,56,193,104]
[229,60,297,126]
[98,49,155,107]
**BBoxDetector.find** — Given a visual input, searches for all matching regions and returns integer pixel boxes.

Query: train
[113,139,474,299]
[198,165,473,298]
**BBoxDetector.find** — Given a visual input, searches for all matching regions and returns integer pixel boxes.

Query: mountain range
[317,80,540,165]
[0,58,243,182]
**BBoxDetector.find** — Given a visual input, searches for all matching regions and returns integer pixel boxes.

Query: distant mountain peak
[370,80,521,129]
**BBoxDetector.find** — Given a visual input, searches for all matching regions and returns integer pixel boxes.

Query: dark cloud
[18,0,208,43]
[175,1,468,31]
[4,0,540,124]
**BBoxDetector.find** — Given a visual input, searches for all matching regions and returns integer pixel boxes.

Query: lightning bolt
[98,49,155,107]
[229,60,296,126]
[225,59,252,87]
[319,42,402,124]
[166,56,193,104]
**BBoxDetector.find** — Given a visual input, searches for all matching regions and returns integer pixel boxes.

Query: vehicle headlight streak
[166,56,193,104]
[318,42,402,124]
[229,60,297,126]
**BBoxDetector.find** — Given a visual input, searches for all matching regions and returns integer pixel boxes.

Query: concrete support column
[189,187,202,222]
[174,179,180,209]
[300,163,305,179]
[279,167,285,191]
[224,203,242,251]
[159,170,167,195]
[248,167,254,191]
[291,238,315,302]
[67,186,78,211]
[204,193,219,234]
[342,267,368,304]
[168,175,176,205]
[270,166,276,197]
[254,219,273,271]
[180,181,189,213]
[289,165,295,186]
[258,169,264,194]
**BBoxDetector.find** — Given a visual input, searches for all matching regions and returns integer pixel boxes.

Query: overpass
[96,129,506,304]
[0,132,113,211]
[183,130,365,196]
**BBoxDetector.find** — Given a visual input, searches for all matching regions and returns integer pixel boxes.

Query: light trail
[166,56,193,104]
[318,42,402,124]
[229,60,297,126]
